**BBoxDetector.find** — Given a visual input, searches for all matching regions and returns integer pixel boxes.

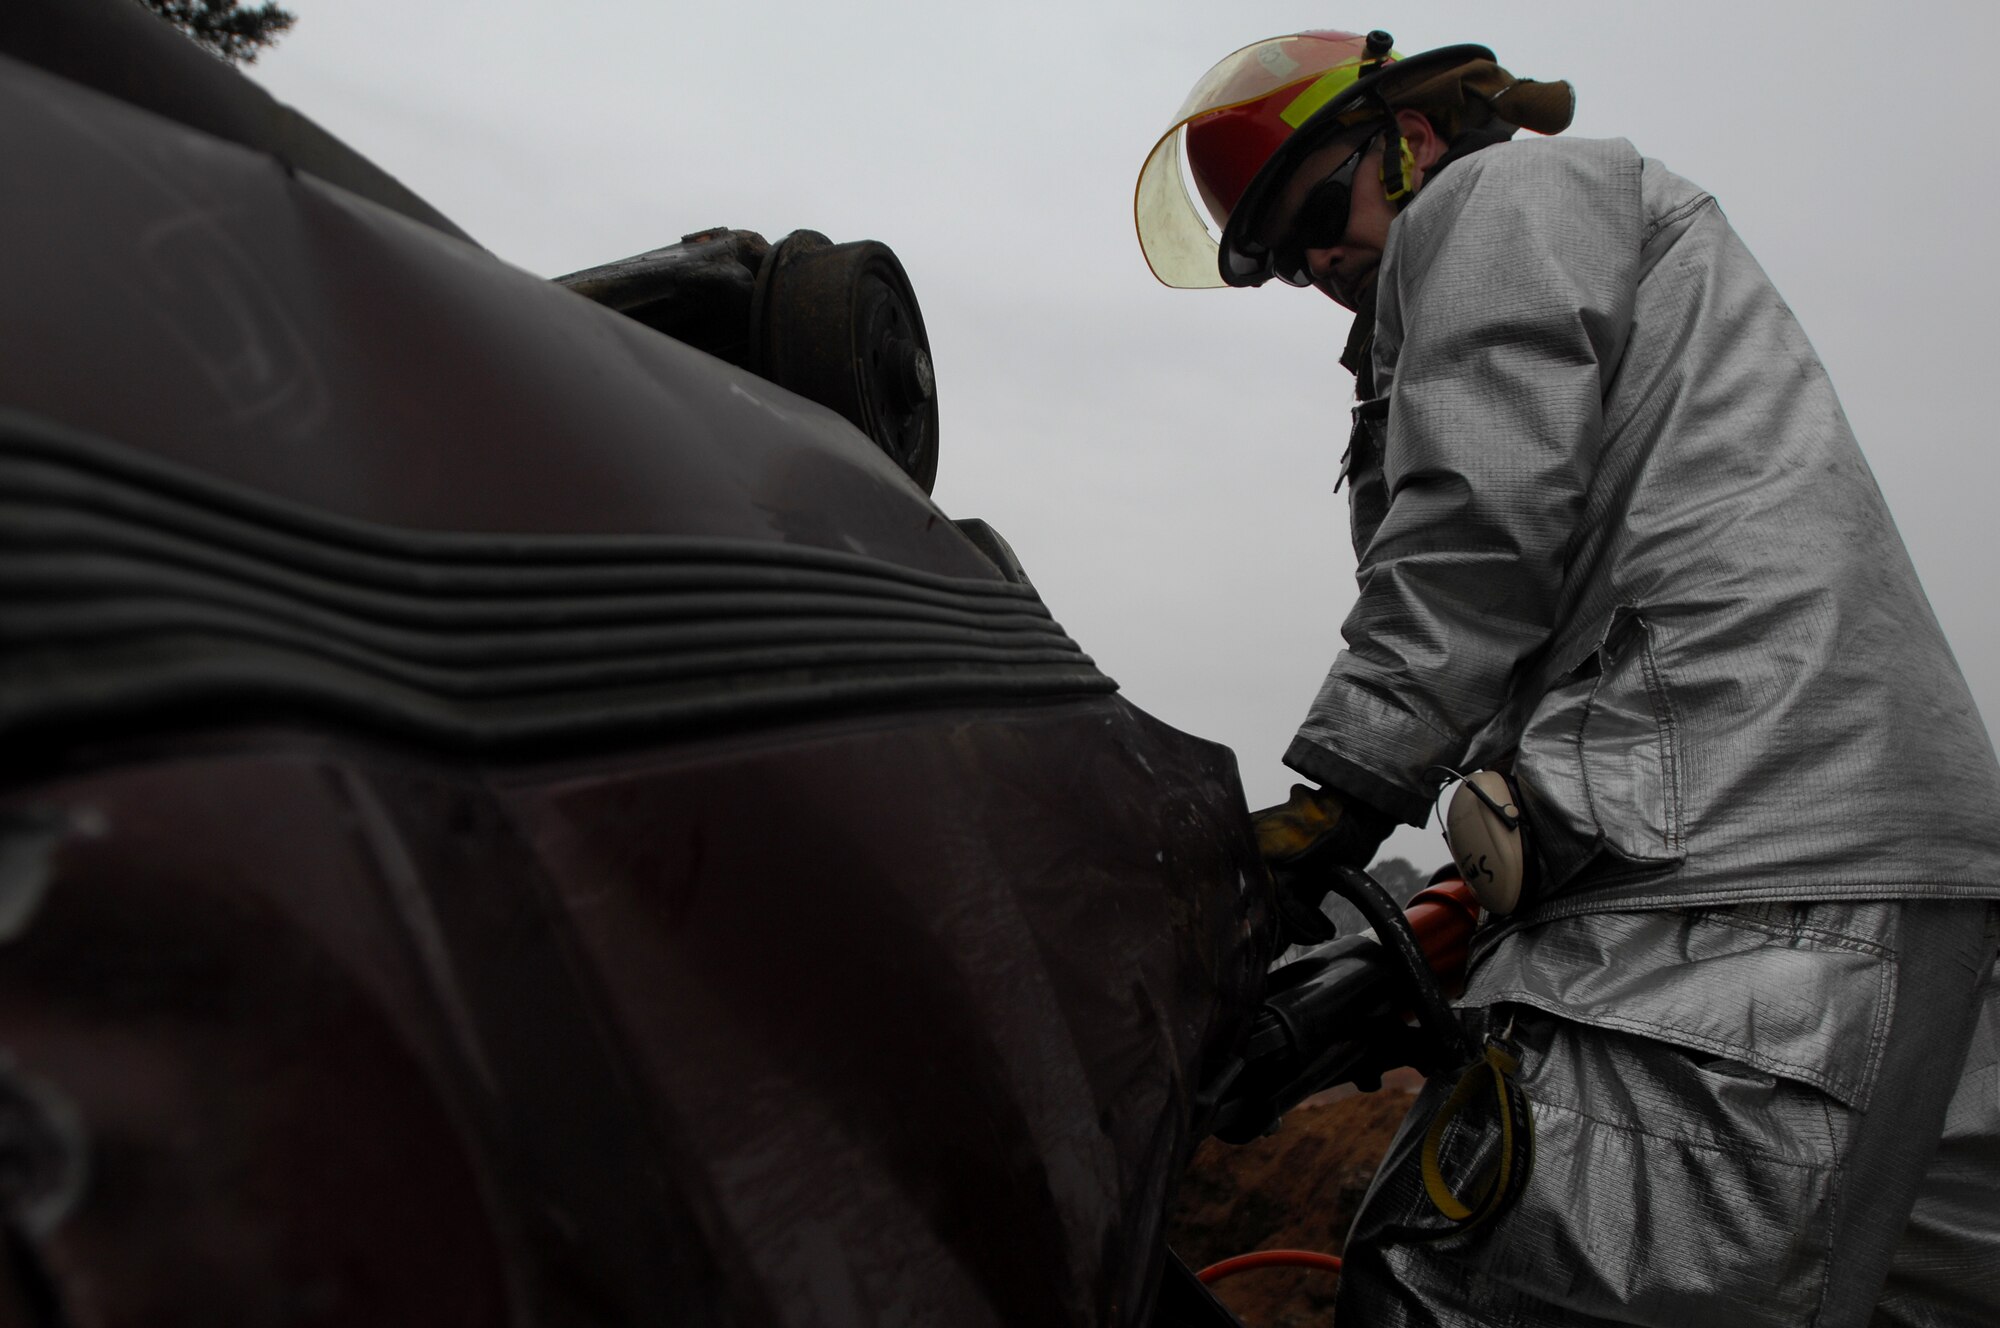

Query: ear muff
[1442,770,1529,914]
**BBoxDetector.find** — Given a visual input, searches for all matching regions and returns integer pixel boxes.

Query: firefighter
[1137,31,2000,1327]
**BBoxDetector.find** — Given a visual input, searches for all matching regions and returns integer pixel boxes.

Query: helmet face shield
[1133,31,1385,290]
[1134,128,1231,289]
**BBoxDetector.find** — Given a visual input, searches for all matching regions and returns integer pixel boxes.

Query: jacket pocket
[1516,607,1685,891]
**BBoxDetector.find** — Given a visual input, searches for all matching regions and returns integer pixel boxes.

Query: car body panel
[0,5,1273,1323]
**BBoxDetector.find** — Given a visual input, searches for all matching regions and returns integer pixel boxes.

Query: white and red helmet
[1134,30,1567,289]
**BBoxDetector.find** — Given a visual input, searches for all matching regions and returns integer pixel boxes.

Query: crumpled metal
[1282,135,2000,919]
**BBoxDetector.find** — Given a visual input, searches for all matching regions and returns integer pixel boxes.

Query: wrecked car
[0,1,1279,1323]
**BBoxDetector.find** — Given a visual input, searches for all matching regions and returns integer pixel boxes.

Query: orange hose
[1195,1248,1343,1284]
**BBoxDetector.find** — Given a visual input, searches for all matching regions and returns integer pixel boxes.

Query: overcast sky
[250,0,2000,871]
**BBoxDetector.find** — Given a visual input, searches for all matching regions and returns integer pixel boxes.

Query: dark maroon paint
[1,701,1265,1325]
[0,4,1274,1323]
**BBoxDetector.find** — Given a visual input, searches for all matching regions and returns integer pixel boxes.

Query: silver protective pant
[1334,900,2000,1327]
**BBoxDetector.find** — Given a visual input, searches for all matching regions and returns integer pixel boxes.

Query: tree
[1365,856,1430,904]
[137,0,296,65]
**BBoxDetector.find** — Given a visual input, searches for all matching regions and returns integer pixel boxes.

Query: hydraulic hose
[1328,866,1474,1067]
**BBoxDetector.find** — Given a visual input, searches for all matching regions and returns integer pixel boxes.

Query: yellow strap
[1278,50,1401,129]
[1383,138,1418,203]
[1420,1042,1520,1225]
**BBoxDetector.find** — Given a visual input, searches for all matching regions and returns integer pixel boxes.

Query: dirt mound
[1166,1079,1420,1328]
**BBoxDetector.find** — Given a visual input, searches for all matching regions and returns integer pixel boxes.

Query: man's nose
[1305,246,1341,281]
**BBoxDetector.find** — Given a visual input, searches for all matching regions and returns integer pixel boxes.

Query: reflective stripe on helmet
[1278,48,1400,129]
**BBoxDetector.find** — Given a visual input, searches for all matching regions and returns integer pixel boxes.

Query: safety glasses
[1223,133,1377,289]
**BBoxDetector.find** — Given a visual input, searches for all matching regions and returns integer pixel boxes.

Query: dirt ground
[1165,1075,1422,1328]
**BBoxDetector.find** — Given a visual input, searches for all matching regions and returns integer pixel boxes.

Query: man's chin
[1319,264,1377,312]
[1336,268,1368,314]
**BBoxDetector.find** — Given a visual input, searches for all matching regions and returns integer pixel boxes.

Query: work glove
[1252,783,1394,946]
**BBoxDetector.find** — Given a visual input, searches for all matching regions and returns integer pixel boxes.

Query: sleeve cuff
[1283,735,1435,827]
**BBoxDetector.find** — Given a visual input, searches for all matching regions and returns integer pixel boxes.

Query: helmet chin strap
[1376,95,1416,207]
[1355,31,1419,208]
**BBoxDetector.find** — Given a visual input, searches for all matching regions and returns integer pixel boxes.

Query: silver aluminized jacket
[1284,135,2000,916]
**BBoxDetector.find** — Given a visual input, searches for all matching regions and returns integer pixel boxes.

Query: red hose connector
[1403,876,1481,994]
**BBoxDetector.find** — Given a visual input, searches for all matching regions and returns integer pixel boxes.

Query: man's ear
[1394,109,1448,172]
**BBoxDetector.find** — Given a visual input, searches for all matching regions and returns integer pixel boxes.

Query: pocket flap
[1465,908,1893,1109]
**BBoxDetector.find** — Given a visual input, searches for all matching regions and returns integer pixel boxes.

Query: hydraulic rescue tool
[1158,864,1535,1326]
[1209,867,1482,1144]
